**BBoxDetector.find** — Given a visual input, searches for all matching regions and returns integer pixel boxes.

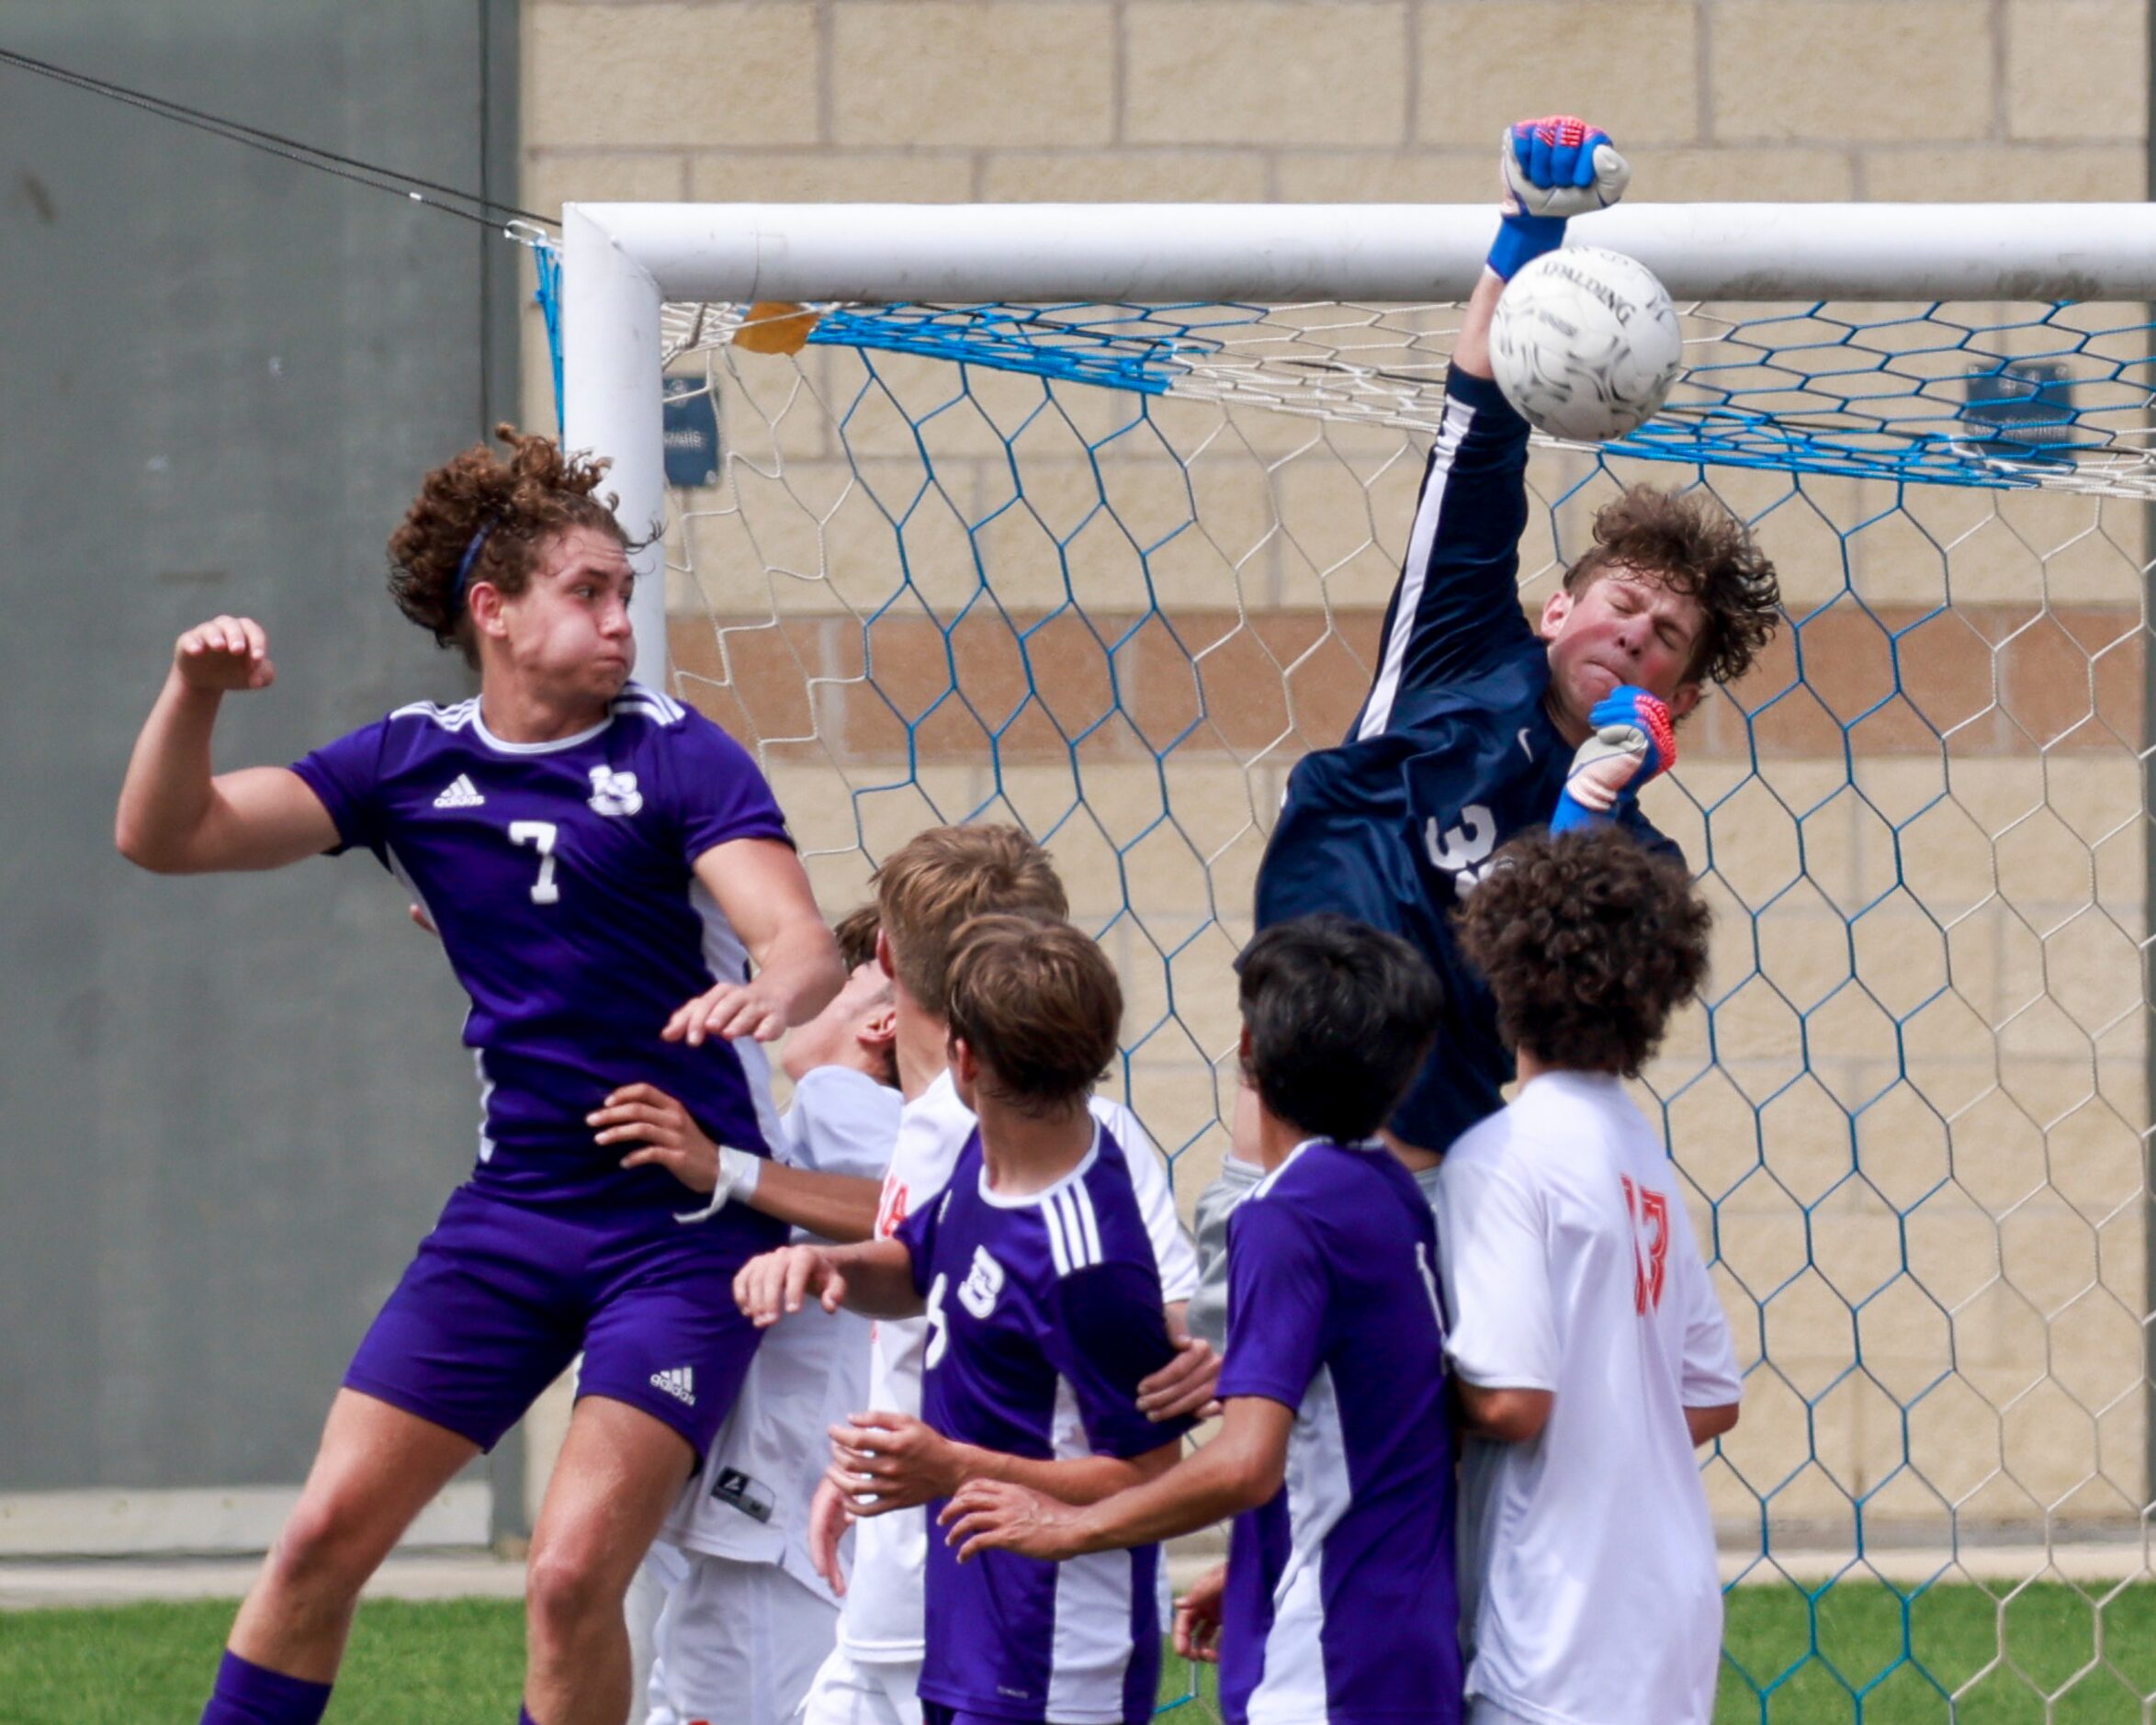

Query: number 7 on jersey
[509,820,561,905]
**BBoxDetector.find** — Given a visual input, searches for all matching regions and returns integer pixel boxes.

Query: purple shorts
[344,1184,782,1460]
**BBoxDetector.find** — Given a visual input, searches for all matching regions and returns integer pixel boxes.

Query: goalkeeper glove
[1487,115,1631,281]
[1551,685,1676,833]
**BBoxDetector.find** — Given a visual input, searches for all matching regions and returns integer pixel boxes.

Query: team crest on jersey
[958,1245,1005,1319]
[587,767,643,817]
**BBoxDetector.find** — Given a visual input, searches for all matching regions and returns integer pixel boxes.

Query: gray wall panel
[1,2,518,1502]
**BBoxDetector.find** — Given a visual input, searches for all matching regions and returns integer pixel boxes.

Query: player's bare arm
[734,1236,920,1326]
[939,1394,1296,1563]
[805,1473,855,1596]
[668,836,845,1044]
[829,1304,1219,1518]
[824,1401,1175,1522]
[116,616,339,874]
[590,1080,880,1238]
[1686,1402,1740,1447]
[1173,1563,1228,1665]
[1455,1380,1554,1443]
[1139,1301,1222,1423]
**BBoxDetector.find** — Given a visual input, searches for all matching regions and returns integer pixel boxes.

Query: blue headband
[450,522,498,615]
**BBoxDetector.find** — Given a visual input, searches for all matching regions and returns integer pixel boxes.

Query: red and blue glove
[1488,115,1631,281]
[1551,685,1676,833]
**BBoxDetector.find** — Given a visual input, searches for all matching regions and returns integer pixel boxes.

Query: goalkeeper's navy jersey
[1256,367,1676,1155]
[290,681,792,1221]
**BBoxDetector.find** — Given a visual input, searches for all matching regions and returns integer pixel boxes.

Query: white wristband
[672,1144,765,1223]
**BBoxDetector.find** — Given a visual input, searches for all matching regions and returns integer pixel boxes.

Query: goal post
[563,201,2156,674]
[553,201,2156,1719]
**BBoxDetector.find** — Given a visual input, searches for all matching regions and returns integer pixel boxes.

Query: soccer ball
[1489,246,1682,443]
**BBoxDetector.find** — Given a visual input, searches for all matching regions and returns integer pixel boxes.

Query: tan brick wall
[519,0,2152,1558]
[524,0,2150,216]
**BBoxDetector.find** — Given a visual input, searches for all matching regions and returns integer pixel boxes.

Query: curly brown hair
[386,424,645,668]
[1455,828,1711,1077]
[944,913,1121,1117]
[1564,484,1781,687]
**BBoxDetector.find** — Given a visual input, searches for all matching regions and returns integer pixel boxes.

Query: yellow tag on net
[732,302,821,355]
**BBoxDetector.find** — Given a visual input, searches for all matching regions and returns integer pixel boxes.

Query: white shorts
[1465,1699,1541,1725]
[797,1642,924,1725]
[641,1553,841,1725]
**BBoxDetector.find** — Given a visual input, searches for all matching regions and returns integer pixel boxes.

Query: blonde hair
[873,825,1067,1020]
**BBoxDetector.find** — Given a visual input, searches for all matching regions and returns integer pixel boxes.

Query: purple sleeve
[1044,1262,1193,1460]
[893,1179,947,1299]
[288,719,392,859]
[666,710,793,863]
[1214,1198,1329,1410]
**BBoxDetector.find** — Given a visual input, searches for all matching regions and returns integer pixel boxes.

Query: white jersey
[1435,1070,1742,1725]
[837,1069,1199,1663]
[662,1066,903,1601]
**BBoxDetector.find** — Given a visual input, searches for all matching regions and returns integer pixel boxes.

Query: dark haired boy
[1441,828,1741,1725]
[1187,119,1780,1325]
[943,914,1462,1725]
[736,915,1193,1725]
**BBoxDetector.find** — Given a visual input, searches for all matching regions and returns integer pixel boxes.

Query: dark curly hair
[1455,828,1711,1077]
[1564,484,1781,687]
[387,424,645,668]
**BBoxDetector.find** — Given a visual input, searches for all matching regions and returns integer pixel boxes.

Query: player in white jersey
[785,826,1211,1725]
[629,909,903,1725]
[1437,828,1743,1725]
[117,428,845,1725]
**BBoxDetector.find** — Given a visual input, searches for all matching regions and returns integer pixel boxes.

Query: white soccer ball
[1488,245,1682,443]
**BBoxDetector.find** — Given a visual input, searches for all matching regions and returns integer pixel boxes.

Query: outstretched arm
[116,616,339,874]
[1350,119,1631,727]
[734,1237,921,1325]
[830,1411,1189,1523]
[591,1081,882,1237]
[676,839,845,1044]
[938,1395,1294,1562]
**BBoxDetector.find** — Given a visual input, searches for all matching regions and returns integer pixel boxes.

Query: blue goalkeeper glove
[1487,115,1631,281]
[1551,685,1676,833]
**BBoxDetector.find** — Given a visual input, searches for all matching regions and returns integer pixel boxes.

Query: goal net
[549,203,2156,1720]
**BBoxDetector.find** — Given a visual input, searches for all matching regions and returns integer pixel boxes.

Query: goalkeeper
[1191,115,1782,1326]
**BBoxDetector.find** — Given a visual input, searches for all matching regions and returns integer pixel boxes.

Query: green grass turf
[6,1584,2155,1724]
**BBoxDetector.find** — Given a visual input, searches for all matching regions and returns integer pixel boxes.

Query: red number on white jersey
[1621,1174,1670,1314]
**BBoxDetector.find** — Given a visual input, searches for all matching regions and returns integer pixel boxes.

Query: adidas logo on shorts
[433,773,485,809]
[650,1366,696,1406]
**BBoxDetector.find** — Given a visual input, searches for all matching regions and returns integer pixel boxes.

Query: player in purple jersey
[115,427,845,1725]
[943,915,1462,1725]
[737,916,1195,1725]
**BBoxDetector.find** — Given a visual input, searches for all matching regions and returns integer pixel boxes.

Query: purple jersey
[290,682,790,1217]
[1214,1140,1463,1725]
[895,1124,1193,1725]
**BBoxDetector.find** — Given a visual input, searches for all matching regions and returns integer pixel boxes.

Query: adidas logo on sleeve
[433,774,486,809]
[649,1366,696,1406]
